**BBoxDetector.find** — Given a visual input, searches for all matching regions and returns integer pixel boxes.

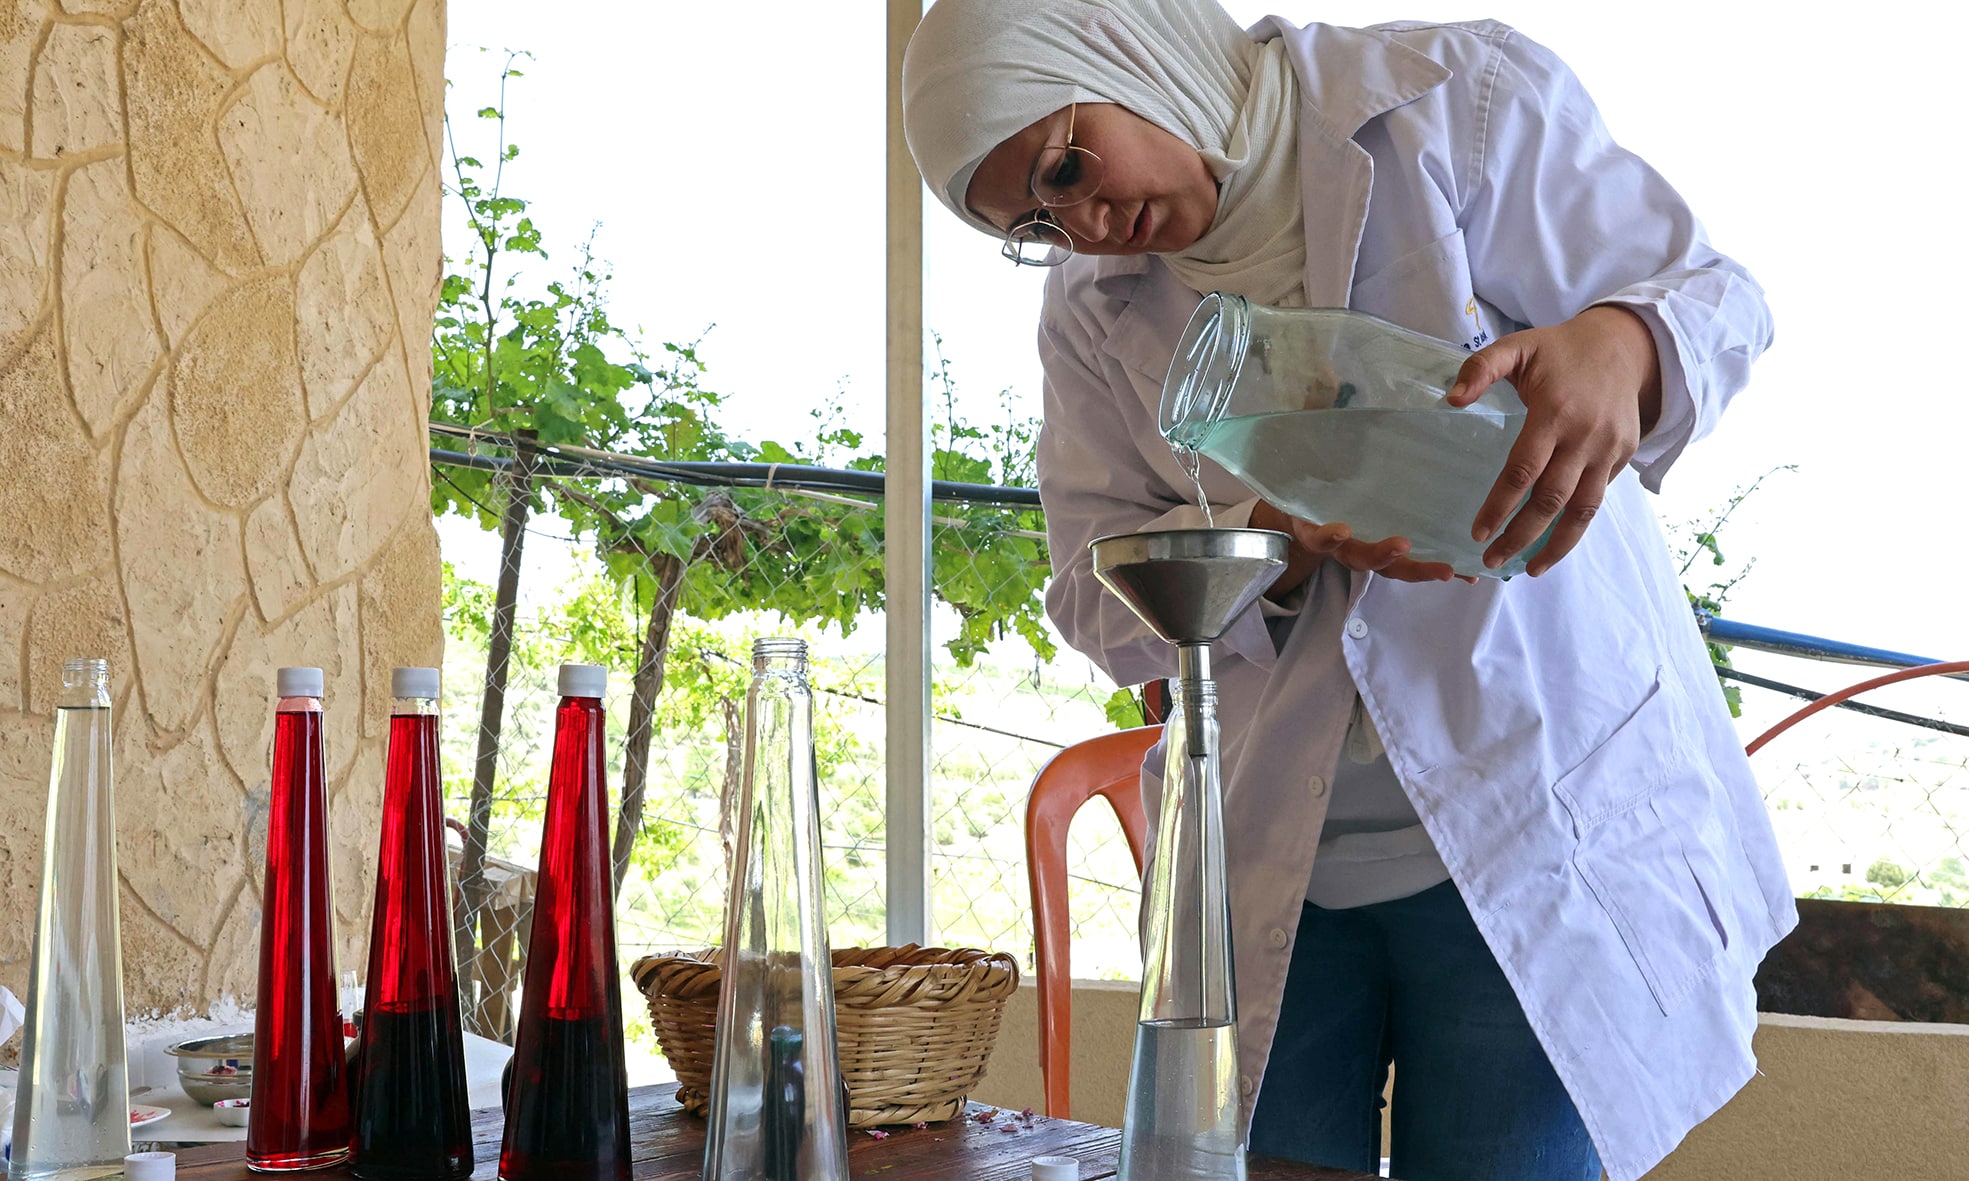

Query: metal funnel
[1089,528,1288,647]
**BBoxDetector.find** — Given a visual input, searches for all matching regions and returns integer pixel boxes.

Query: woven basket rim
[633,943,1015,964]
[631,944,1020,984]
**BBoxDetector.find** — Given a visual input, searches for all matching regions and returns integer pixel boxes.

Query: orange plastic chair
[1025,724,1160,1118]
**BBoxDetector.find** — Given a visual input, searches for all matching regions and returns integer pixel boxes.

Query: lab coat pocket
[1551,671,1679,827]
[1573,794,1732,1016]
[1560,684,1733,1015]
[1348,228,1496,352]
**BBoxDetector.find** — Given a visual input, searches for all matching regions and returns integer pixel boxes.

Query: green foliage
[432,71,1075,952]
[1803,882,1898,904]
[431,75,1052,674]
[923,335,1054,667]
[1865,858,1910,889]
[1669,465,1796,717]
[1103,687,1147,730]
[430,53,652,530]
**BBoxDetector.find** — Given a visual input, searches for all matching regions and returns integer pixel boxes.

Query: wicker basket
[630,945,1019,1128]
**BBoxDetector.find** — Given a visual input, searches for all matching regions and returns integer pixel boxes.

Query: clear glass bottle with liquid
[248,666,353,1172]
[351,668,473,1181]
[702,638,850,1181]
[1161,294,1547,577]
[10,657,130,1181]
[1119,680,1245,1181]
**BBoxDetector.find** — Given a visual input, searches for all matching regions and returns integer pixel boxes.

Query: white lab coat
[1034,18,1797,1181]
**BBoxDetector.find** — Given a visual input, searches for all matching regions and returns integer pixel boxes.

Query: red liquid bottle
[351,668,473,1181]
[499,664,631,1181]
[248,667,353,1172]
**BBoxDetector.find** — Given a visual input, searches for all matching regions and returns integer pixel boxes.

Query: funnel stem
[1176,644,1211,753]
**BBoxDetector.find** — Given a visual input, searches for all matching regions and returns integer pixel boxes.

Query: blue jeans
[1248,882,1602,1180]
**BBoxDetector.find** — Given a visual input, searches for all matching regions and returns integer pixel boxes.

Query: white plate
[129,1104,171,1130]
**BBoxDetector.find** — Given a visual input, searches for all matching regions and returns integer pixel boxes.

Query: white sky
[443,1,1969,664]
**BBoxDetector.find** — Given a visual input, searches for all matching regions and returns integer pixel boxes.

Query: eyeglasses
[1001,103,1106,267]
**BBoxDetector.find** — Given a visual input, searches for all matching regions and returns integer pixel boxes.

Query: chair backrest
[1024,724,1159,1118]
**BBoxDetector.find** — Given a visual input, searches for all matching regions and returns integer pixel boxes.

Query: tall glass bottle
[11,657,129,1181]
[702,639,849,1181]
[248,666,353,1172]
[351,668,472,1181]
[1119,681,1245,1181]
[499,665,630,1181]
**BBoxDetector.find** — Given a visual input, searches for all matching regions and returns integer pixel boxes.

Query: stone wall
[0,0,446,1015]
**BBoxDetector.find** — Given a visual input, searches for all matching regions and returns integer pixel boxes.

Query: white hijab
[902,0,1308,307]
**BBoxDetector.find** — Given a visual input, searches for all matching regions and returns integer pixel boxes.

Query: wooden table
[171,1083,1378,1180]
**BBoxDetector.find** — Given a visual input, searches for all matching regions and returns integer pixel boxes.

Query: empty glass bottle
[10,657,129,1181]
[351,668,473,1181]
[1161,295,1548,577]
[1119,680,1245,1181]
[248,666,353,1172]
[499,665,630,1181]
[702,639,849,1181]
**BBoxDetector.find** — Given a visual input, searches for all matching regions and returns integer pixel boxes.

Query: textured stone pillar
[0,0,446,1014]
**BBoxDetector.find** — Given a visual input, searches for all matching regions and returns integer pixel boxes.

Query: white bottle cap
[1031,1157,1078,1181]
[391,666,440,699]
[276,667,324,698]
[558,663,607,698]
[124,1152,176,1181]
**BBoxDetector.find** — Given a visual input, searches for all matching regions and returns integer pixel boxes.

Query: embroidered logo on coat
[1462,296,1491,351]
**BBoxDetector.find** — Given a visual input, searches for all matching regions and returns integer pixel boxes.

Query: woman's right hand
[1250,501,1467,597]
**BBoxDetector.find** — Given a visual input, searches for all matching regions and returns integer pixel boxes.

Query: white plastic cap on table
[275,667,324,698]
[1031,1156,1079,1181]
[124,1152,176,1181]
[558,663,607,698]
[391,666,440,699]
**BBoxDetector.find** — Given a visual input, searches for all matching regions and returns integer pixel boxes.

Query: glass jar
[1161,295,1549,578]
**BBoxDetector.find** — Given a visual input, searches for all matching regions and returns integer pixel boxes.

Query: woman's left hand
[1445,305,1663,577]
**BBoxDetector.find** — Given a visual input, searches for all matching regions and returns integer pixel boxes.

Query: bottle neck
[1168,680,1218,715]
[57,657,110,709]
[277,695,323,713]
[1167,679,1219,756]
[391,696,438,717]
[752,637,809,676]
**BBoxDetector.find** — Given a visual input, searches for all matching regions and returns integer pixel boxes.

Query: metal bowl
[163,1033,254,1105]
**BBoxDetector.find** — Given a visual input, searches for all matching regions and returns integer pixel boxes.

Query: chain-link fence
[428,432,1968,1045]
[428,431,1141,1041]
[1728,658,1969,907]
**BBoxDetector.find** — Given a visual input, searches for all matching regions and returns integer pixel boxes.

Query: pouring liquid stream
[1173,443,1216,529]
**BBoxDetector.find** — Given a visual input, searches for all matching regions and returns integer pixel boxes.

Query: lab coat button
[1346,618,1369,639]
[1268,927,1289,950]
[1308,774,1327,798]
[1239,1074,1255,1097]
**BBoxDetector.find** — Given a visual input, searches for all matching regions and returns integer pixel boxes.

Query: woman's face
[965,103,1218,256]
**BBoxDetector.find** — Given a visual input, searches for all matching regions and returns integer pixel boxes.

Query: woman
[903,3,1795,1180]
